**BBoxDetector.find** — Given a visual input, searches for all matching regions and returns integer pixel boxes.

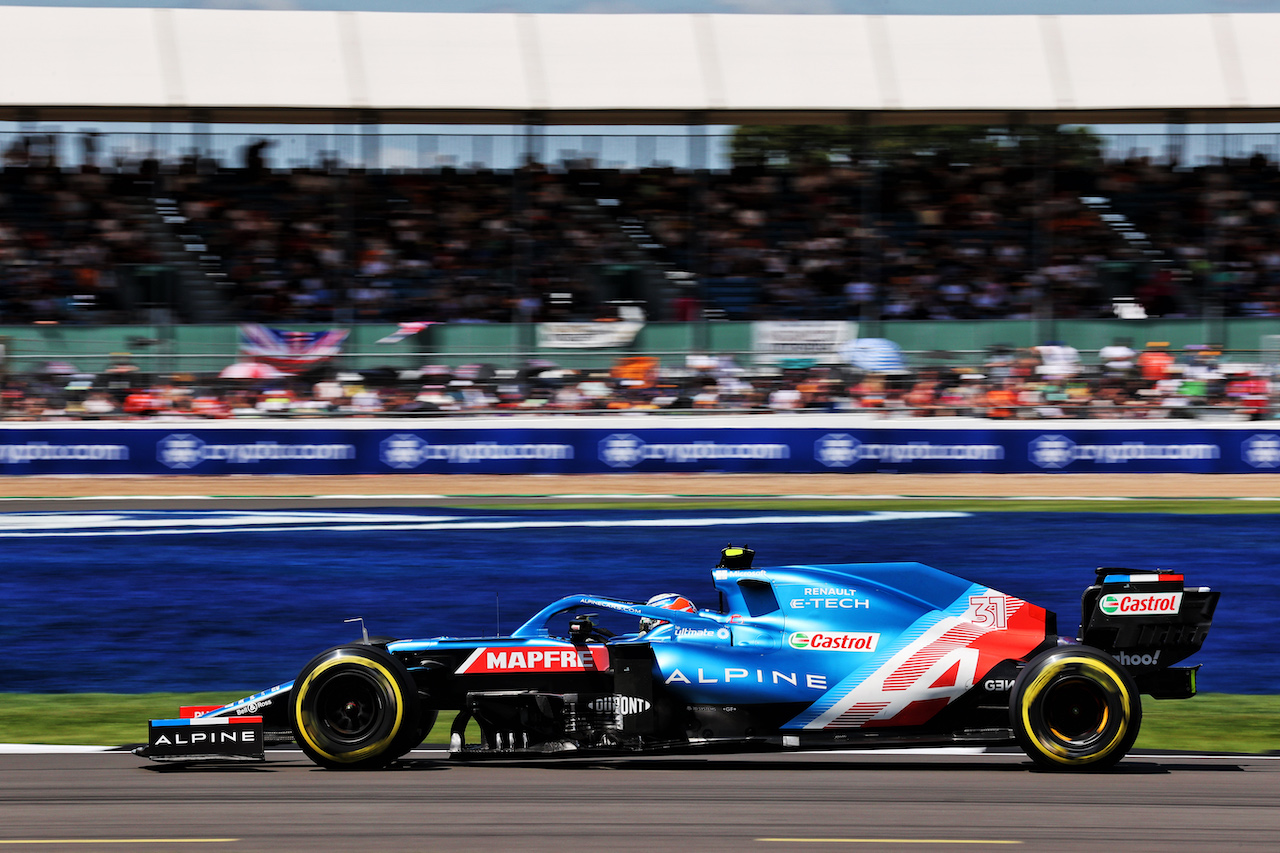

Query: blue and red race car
[141,546,1217,771]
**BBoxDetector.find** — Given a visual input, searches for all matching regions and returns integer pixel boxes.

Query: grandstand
[3,9,1280,421]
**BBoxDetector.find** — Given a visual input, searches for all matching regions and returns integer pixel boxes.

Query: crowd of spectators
[0,134,160,323]
[5,131,1280,326]
[2,339,1271,422]
[1,131,1277,424]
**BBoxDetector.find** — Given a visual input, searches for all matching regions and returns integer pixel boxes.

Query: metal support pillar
[688,114,709,343]
[360,110,380,171]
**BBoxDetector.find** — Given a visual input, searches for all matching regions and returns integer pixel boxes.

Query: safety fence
[2,415,1278,476]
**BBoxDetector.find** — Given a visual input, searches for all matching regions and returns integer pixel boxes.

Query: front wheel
[290,645,423,769]
[1010,645,1141,771]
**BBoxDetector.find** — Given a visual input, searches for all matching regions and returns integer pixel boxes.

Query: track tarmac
[1,749,1276,852]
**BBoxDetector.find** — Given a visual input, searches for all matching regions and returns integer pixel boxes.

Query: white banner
[537,321,644,349]
[752,321,857,364]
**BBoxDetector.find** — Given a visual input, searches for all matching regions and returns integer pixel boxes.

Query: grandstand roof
[3,8,1280,126]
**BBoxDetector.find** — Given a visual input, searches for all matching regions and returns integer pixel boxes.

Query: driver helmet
[639,592,697,632]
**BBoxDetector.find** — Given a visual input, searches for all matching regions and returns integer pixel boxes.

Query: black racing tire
[1010,645,1142,771]
[289,644,422,770]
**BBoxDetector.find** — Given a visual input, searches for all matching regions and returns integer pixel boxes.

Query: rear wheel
[290,645,423,769]
[1010,645,1141,771]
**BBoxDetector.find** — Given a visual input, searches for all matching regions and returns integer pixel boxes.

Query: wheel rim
[314,670,386,743]
[1042,676,1109,745]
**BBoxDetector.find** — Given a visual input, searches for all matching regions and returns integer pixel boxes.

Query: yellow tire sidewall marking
[1019,655,1131,766]
[294,652,406,763]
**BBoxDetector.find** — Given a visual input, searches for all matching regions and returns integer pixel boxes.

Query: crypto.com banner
[0,423,1277,475]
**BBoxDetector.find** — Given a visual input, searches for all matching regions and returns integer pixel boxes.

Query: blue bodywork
[141,548,1215,770]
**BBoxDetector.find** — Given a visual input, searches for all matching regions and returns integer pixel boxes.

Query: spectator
[1137,342,1175,383]
[1098,337,1137,378]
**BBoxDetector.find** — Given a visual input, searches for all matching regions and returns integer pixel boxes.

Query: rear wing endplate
[1080,568,1219,698]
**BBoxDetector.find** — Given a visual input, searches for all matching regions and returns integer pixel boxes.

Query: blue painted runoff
[0,509,1267,694]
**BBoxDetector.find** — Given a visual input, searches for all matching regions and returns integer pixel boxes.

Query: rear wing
[1080,568,1219,699]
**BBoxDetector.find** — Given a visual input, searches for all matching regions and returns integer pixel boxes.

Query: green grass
[2,692,1275,754]
[0,692,246,747]
[9,496,1280,515]
[1135,693,1280,754]
[440,497,1280,514]
[0,692,480,747]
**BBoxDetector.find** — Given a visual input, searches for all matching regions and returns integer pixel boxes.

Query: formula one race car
[140,546,1218,771]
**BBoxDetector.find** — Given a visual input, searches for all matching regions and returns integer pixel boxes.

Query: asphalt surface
[0,749,1276,852]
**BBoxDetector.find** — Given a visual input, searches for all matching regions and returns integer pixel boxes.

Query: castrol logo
[1099,592,1182,617]
[788,631,880,652]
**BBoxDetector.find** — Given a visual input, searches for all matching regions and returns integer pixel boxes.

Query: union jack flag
[238,324,350,374]
[376,321,437,344]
